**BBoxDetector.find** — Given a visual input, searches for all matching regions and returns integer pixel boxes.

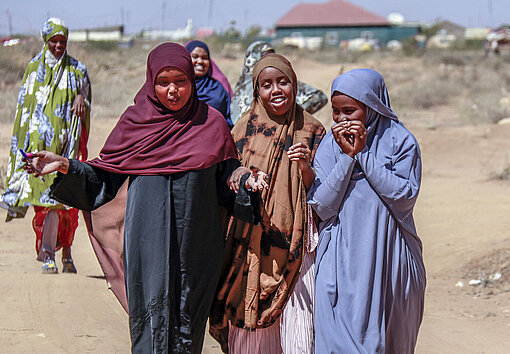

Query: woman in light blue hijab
[308,69,426,353]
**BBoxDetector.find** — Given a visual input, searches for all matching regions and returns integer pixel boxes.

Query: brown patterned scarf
[210,54,325,349]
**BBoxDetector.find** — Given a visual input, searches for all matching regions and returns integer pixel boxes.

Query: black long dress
[50,158,253,353]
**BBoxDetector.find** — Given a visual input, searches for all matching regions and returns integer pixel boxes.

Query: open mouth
[270,97,286,105]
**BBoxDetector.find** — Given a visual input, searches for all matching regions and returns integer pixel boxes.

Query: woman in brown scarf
[210,53,325,353]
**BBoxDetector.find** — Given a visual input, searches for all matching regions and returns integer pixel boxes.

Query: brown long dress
[210,53,325,352]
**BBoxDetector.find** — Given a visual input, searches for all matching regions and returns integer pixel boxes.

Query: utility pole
[208,0,213,26]
[488,0,493,27]
[126,10,130,33]
[6,9,12,35]
[161,0,166,30]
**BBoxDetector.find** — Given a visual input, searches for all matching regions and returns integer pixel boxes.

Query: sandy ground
[1,61,510,353]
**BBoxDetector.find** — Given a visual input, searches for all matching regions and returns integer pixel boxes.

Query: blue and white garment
[0,18,91,220]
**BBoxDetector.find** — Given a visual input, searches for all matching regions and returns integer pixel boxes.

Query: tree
[222,20,241,40]
[245,25,262,38]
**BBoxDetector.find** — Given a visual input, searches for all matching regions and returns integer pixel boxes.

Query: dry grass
[462,247,510,296]
[1,40,510,126]
[491,166,510,181]
[300,49,510,124]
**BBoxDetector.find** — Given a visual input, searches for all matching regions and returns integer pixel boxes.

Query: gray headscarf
[230,41,274,124]
[331,68,398,142]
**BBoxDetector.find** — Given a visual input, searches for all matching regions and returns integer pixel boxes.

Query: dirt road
[1,112,510,352]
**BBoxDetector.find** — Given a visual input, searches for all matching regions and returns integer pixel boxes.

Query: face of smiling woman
[257,66,294,116]
[154,67,193,111]
[190,46,210,77]
[331,92,367,126]
[47,34,67,59]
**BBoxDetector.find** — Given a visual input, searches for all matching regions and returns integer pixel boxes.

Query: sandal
[62,258,77,274]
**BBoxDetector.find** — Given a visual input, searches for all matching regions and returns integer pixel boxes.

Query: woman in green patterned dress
[0,18,91,274]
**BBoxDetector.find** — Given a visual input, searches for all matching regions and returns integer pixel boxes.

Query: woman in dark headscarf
[23,43,267,353]
[308,69,426,353]
[185,40,233,128]
[210,53,325,353]
[229,40,328,125]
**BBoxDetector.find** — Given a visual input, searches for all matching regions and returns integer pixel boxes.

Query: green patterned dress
[0,18,91,221]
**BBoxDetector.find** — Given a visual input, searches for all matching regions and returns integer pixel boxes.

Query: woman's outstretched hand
[22,150,69,176]
[246,166,269,192]
[228,166,269,193]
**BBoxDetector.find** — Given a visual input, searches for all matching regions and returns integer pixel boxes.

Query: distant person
[0,17,91,274]
[185,40,233,128]
[308,69,426,353]
[414,30,427,50]
[22,42,267,353]
[229,40,328,125]
[210,53,325,354]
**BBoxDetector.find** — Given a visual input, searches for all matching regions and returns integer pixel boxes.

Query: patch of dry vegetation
[0,40,157,123]
[462,248,510,297]
[491,166,510,181]
[0,39,42,124]
[295,48,510,124]
[1,41,510,126]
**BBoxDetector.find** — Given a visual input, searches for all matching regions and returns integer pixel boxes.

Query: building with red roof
[275,0,420,47]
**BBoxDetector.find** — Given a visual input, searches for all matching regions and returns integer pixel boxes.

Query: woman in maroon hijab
[22,43,267,353]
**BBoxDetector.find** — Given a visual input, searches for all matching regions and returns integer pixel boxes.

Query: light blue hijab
[331,68,398,140]
[331,69,396,119]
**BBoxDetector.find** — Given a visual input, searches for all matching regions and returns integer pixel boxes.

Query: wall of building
[276,25,419,46]
[69,30,123,42]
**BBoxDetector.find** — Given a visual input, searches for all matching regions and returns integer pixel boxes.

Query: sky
[1,0,509,36]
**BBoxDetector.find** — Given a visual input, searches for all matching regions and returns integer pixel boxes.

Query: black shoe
[62,258,77,273]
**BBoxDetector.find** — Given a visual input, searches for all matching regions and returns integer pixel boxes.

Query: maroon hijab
[87,42,237,174]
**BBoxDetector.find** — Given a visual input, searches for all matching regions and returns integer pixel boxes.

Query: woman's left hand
[70,94,87,118]
[258,306,283,327]
[287,142,311,171]
[228,166,250,193]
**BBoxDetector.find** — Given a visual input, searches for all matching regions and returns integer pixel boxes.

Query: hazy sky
[1,0,508,36]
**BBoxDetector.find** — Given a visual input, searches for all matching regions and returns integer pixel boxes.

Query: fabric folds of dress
[308,69,426,353]
[210,53,325,353]
[0,17,91,220]
[50,43,240,353]
[51,159,239,353]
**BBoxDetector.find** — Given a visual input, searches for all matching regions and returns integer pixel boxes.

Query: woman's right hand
[331,120,366,158]
[228,166,269,193]
[22,150,69,176]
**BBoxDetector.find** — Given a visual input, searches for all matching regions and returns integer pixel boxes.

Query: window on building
[325,31,339,45]
[360,31,374,40]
